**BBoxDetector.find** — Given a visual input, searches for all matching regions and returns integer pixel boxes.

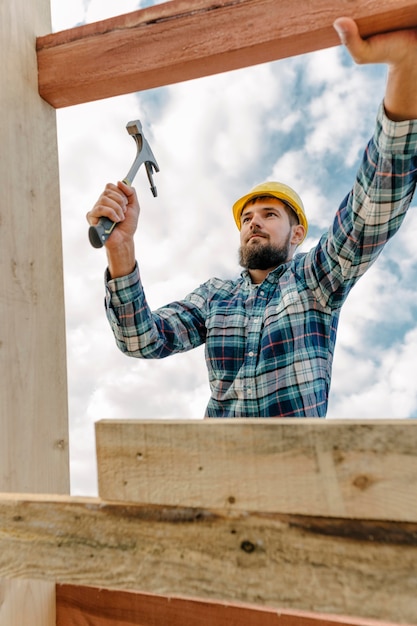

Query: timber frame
[1,1,417,624]
[37,0,417,108]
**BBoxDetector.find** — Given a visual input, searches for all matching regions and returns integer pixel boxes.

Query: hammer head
[126,120,143,154]
[126,120,143,136]
[123,119,159,193]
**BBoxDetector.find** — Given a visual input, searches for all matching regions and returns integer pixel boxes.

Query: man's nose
[249,213,263,229]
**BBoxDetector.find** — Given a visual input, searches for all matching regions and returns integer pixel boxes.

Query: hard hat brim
[232,185,308,241]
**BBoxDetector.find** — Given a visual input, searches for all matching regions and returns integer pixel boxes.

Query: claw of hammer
[122,120,159,194]
[89,120,159,249]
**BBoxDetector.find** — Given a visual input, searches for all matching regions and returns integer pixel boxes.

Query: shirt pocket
[260,290,306,366]
[264,290,303,325]
[205,311,247,379]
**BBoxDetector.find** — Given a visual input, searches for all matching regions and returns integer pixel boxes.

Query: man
[87,18,417,417]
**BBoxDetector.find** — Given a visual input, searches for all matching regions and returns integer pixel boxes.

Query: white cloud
[85,0,140,23]
[51,0,152,32]
[328,326,417,418]
[300,51,384,170]
[50,0,86,31]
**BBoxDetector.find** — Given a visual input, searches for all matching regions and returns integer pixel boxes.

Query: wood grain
[95,419,417,522]
[0,580,56,625]
[0,0,69,624]
[56,584,408,626]
[0,493,416,623]
[0,0,69,496]
[36,0,417,108]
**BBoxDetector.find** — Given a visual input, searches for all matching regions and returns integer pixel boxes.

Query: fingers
[86,182,129,226]
[333,17,417,68]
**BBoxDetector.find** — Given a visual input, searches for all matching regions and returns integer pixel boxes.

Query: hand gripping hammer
[89,120,159,248]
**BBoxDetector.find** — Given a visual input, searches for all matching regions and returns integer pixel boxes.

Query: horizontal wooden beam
[36,0,417,108]
[1,493,417,622]
[55,584,405,626]
[95,419,417,522]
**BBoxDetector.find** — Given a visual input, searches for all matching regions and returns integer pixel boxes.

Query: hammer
[89,120,159,248]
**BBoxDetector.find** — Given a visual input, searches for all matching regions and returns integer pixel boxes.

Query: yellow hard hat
[232,181,308,240]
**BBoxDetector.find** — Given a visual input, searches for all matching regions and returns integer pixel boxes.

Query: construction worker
[87,18,417,417]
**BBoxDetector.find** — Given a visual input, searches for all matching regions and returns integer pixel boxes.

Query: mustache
[247,226,268,241]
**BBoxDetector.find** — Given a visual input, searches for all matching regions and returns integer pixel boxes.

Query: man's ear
[291,224,306,246]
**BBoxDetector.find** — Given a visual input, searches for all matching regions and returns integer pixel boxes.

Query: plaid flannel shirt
[105,103,417,417]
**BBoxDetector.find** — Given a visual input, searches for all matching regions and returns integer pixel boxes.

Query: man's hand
[333,18,417,121]
[87,180,139,247]
[87,181,139,278]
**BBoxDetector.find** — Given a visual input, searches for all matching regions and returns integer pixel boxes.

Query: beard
[239,231,292,270]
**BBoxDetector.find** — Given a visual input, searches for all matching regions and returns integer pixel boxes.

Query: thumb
[333,18,368,63]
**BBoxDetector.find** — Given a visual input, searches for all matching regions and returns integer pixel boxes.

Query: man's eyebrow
[241,203,284,220]
[243,205,281,214]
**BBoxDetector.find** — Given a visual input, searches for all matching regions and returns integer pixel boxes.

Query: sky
[50,0,417,495]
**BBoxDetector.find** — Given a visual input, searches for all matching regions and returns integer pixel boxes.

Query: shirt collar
[241,260,291,287]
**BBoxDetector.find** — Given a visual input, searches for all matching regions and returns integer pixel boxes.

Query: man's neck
[248,267,276,284]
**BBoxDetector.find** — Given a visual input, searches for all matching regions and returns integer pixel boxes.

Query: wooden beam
[0,0,69,623]
[1,493,417,623]
[55,584,405,626]
[36,0,417,108]
[0,0,69,499]
[95,419,417,522]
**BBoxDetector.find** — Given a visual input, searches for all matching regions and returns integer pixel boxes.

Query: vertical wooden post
[0,0,69,623]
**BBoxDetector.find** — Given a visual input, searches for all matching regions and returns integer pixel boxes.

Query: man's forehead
[241,197,286,213]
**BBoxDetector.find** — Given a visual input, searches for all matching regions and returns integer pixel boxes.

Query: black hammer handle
[89,216,117,249]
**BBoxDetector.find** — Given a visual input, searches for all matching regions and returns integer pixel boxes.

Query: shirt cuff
[375,101,417,156]
[105,262,143,307]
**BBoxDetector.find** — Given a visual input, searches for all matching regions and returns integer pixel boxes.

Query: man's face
[238,198,295,270]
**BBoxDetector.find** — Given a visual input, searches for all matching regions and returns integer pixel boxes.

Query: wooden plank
[0,493,416,623]
[36,0,417,108]
[0,580,55,625]
[0,0,69,623]
[0,0,69,499]
[55,584,406,626]
[95,419,417,522]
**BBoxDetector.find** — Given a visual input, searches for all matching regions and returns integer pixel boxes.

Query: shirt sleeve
[302,102,417,309]
[104,264,208,358]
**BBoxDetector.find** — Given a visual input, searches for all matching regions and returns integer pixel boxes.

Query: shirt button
[247,388,252,395]
[260,290,265,296]
[248,351,254,357]
[253,317,261,323]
